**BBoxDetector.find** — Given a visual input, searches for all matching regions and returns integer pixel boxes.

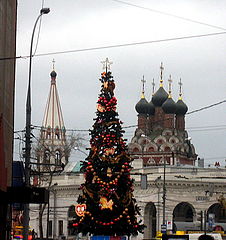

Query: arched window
[44,150,50,163]
[46,126,51,139]
[55,126,60,139]
[208,203,226,223]
[133,147,139,152]
[55,150,61,165]
[164,146,171,152]
[148,147,155,152]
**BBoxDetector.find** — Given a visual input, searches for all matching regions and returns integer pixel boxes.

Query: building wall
[0,0,17,239]
[30,167,226,240]
[0,0,17,192]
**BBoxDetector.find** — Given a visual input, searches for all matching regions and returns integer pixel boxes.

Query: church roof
[63,161,82,173]
[42,67,65,134]
[135,76,155,115]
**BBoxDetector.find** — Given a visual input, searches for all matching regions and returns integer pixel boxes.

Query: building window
[48,220,52,236]
[55,150,61,165]
[133,147,139,152]
[148,147,155,152]
[59,220,63,235]
[55,126,60,139]
[44,150,50,163]
[165,146,171,152]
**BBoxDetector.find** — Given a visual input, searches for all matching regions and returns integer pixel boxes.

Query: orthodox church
[29,63,226,240]
[129,63,197,167]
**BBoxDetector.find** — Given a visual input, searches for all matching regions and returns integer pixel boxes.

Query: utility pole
[204,210,207,234]
[23,8,50,240]
[53,189,57,240]
[162,156,166,225]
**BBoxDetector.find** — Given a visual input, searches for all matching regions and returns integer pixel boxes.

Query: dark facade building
[0,0,17,239]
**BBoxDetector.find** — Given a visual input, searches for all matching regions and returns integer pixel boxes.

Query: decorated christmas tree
[71,58,145,237]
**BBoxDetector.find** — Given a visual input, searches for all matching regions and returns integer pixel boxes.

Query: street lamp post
[23,8,50,240]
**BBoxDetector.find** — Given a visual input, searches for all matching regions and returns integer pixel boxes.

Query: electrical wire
[1,31,226,61]
[27,31,226,58]
[187,99,226,115]
[31,96,226,131]
[187,124,226,129]
[110,0,226,31]
[15,98,226,165]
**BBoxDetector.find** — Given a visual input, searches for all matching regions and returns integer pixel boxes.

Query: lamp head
[40,8,50,14]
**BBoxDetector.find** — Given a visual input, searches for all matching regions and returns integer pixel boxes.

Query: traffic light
[197,210,203,231]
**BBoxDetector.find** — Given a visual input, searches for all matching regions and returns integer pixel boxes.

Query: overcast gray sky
[14,0,226,166]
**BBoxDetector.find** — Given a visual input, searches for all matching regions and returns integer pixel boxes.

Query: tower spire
[42,62,65,139]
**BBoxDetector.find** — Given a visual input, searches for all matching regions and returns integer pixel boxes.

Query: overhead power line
[1,31,226,61]
[187,99,226,115]
[14,98,226,135]
[28,99,226,132]
[110,0,226,31]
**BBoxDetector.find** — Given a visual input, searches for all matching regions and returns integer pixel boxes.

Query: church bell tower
[35,61,68,173]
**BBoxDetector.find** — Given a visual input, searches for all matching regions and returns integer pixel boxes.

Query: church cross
[141,75,146,95]
[168,75,172,94]
[152,78,155,95]
[101,58,113,72]
[178,78,183,96]
[160,62,164,81]
[52,59,55,70]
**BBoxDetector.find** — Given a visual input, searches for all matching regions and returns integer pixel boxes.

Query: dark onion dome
[135,97,149,115]
[152,87,168,107]
[147,100,155,115]
[175,98,188,115]
[162,96,176,114]
[50,70,57,78]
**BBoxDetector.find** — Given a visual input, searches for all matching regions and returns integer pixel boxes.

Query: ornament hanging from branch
[75,204,86,217]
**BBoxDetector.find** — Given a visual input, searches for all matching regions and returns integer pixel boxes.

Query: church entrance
[207,203,226,231]
[173,202,194,231]
[144,202,157,239]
